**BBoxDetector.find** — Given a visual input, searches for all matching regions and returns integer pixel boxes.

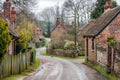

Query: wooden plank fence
[0,52,31,78]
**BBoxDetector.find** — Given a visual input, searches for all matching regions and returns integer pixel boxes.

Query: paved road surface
[23,48,108,80]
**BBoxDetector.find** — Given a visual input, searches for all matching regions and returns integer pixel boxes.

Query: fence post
[19,53,20,73]
[11,55,12,75]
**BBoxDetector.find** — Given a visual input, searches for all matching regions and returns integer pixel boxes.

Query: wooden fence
[0,52,31,78]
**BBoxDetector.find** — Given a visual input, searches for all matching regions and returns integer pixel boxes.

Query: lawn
[84,62,118,80]
[2,59,40,80]
[42,52,85,60]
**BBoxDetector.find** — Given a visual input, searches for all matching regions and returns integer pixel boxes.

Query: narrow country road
[23,48,108,80]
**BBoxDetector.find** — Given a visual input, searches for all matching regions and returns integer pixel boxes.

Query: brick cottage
[51,16,74,40]
[34,24,44,43]
[83,0,120,77]
[1,0,20,55]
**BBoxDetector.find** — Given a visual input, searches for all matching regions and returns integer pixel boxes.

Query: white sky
[1,0,120,14]
[33,0,120,14]
[33,0,66,13]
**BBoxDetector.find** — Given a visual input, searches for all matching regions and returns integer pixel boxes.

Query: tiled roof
[51,24,72,32]
[9,24,20,38]
[84,6,120,37]
[0,13,20,38]
[78,20,96,42]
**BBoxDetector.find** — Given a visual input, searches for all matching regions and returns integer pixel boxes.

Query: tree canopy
[91,0,117,19]
[16,13,34,53]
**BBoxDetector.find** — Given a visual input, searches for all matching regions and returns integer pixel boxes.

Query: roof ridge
[84,6,120,37]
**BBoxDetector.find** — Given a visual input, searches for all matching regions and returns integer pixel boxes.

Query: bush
[29,47,36,65]
[16,43,26,54]
[35,39,46,48]
[64,40,75,50]
[76,44,84,56]
[0,19,11,59]
[32,48,36,63]
[50,37,65,49]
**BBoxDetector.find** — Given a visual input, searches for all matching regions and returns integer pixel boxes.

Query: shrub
[0,19,11,59]
[32,48,36,63]
[35,39,46,48]
[107,36,114,42]
[50,36,65,49]
[64,40,75,50]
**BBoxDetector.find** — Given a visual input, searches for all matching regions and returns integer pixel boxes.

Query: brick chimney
[104,0,113,12]
[11,7,16,23]
[56,16,60,26]
[3,0,11,18]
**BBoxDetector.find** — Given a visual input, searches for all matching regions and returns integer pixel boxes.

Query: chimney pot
[3,0,11,18]
[12,7,15,10]
[11,7,16,23]
[104,0,113,12]
[56,16,60,26]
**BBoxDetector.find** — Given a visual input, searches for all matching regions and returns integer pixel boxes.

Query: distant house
[33,24,44,43]
[51,17,73,40]
[83,0,120,74]
[1,0,20,55]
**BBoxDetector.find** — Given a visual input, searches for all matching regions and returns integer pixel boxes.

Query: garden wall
[46,49,78,57]
[96,45,107,72]
[114,51,120,78]
[96,45,120,78]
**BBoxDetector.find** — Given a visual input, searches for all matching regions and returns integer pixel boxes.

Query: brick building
[78,19,96,49]
[51,17,73,40]
[83,0,120,76]
[34,24,44,43]
[1,0,20,55]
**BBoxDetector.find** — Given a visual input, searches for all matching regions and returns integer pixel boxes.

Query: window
[92,38,94,50]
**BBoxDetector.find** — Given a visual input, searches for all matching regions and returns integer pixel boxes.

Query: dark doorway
[107,46,112,73]
[86,38,88,61]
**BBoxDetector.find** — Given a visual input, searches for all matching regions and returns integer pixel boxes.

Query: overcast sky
[33,0,120,14]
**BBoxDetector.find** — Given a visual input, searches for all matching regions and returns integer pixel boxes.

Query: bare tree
[11,0,38,13]
[39,6,57,37]
[63,0,95,28]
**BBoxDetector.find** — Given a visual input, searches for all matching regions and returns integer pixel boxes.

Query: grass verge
[84,61,117,80]
[2,59,40,80]
[42,52,85,60]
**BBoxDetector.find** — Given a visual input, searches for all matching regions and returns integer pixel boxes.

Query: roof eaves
[94,10,120,37]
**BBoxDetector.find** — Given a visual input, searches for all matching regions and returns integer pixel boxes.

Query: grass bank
[84,61,117,80]
[2,59,40,80]
[42,52,85,60]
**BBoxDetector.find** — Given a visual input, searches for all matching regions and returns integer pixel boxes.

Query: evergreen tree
[0,19,11,59]
[91,0,117,19]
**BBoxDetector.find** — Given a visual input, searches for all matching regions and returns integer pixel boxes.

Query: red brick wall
[3,0,11,18]
[84,37,97,63]
[96,13,120,74]
[96,13,120,47]
[51,25,67,39]
[10,7,16,23]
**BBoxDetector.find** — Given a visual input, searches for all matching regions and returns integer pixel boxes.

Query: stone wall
[114,51,120,78]
[46,49,78,57]
[96,45,108,72]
